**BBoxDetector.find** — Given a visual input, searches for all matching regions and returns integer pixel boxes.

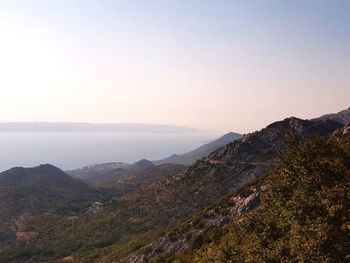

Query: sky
[0,0,349,133]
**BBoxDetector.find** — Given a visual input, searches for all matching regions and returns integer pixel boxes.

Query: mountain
[122,120,350,262]
[69,116,342,263]
[132,159,155,170]
[184,133,350,262]
[0,164,86,188]
[130,132,350,262]
[67,132,241,182]
[0,122,203,133]
[131,118,341,215]
[0,164,110,255]
[154,132,242,165]
[0,164,108,214]
[63,116,342,262]
[0,111,347,263]
[208,117,342,164]
[66,131,241,185]
[313,107,350,124]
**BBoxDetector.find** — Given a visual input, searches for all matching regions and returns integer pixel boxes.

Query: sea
[0,132,219,172]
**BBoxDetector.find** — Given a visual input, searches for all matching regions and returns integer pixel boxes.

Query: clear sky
[0,0,349,133]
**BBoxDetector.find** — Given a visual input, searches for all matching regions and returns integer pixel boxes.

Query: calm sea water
[0,132,219,172]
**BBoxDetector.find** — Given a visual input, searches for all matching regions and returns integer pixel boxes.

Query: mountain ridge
[83,116,345,262]
[0,164,109,216]
[0,109,349,262]
[312,107,350,124]
[0,164,77,187]
[154,131,242,165]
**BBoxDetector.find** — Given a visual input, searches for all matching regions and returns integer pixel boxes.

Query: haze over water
[0,131,218,172]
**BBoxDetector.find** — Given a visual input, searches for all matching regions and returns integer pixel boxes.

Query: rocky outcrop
[333,123,350,137]
[127,187,263,263]
[61,256,74,261]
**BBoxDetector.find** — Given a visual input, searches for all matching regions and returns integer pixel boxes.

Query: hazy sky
[0,0,349,133]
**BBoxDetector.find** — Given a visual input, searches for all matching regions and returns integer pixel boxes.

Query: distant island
[0,122,204,133]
